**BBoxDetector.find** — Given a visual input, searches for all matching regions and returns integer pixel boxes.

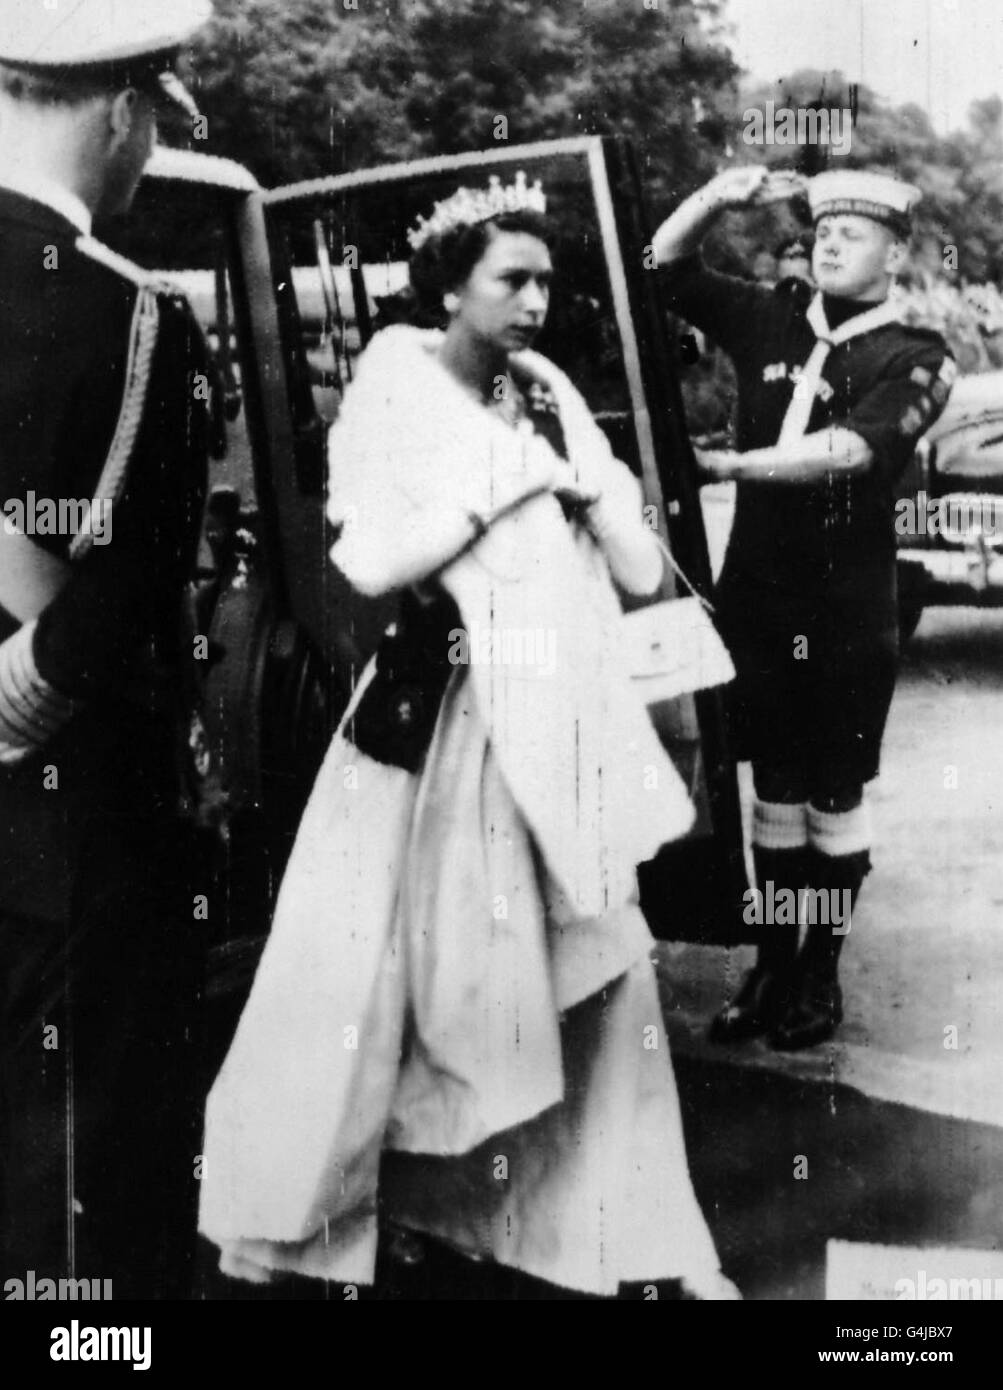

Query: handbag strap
[652,532,717,616]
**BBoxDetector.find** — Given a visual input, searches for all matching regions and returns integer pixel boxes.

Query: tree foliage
[184,0,739,204]
[180,9,1003,287]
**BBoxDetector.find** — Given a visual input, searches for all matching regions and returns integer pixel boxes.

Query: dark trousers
[0,867,204,1299]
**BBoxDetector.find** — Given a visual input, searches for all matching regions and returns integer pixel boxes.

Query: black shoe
[708,962,793,1043]
[709,844,806,1043]
[770,974,843,1050]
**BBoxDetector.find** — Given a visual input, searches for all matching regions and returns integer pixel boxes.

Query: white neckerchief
[0,169,92,236]
[778,291,901,442]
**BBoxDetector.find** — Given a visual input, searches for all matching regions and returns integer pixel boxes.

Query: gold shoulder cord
[70,236,165,560]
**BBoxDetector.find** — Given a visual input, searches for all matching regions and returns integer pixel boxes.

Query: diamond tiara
[406,171,547,252]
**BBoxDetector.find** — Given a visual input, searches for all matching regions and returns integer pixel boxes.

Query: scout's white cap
[808,170,921,237]
[0,0,212,67]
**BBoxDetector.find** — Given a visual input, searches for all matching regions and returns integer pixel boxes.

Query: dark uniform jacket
[661,255,956,780]
[0,187,210,923]
[661,256,956,616]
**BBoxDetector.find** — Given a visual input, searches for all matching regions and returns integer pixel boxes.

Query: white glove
[583,469,663,596]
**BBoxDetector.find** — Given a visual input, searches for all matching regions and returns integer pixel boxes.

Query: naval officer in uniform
[0,1,214,1298]
[652,168,956,1051]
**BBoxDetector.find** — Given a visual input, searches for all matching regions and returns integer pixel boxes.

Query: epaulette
[75,233,183,301]
[70,235,179,560]
[77,234,204,335]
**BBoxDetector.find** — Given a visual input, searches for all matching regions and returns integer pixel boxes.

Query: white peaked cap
[0,0,213,68]
[808,170,921,235]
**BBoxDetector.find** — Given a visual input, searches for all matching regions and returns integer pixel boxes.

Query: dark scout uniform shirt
[661,256,955,610]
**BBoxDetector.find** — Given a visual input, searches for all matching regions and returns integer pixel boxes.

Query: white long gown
[197,326,733,1296]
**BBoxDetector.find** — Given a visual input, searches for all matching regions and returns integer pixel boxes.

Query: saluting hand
[708,166,807,210]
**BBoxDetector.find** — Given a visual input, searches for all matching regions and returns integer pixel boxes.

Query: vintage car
[896,369,1003,640]
[102,137,749,1051]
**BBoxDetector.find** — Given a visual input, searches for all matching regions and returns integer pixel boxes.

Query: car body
[896,369,1003,638]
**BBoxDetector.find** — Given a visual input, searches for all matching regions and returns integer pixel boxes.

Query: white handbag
[626,535,735,703]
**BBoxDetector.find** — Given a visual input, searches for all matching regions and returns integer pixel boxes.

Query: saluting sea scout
[652,168,956,1050]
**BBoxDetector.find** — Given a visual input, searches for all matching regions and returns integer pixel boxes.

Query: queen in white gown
[197,176,739,1299]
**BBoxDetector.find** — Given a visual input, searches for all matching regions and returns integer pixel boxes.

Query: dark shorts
[716,578,899,786]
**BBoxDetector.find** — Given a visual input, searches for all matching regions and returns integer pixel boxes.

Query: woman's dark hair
[409,209,556,324]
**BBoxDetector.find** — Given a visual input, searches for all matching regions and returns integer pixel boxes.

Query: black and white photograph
[1,0,1001,1357]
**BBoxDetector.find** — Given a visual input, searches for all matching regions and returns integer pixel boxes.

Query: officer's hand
[0,740,31,767]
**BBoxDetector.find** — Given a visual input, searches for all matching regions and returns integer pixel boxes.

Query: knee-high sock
[802,802,873,973]
[751,800,808,970]
[753,798,808,853]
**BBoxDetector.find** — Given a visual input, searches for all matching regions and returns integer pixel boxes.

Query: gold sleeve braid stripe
[70,235,166,561]
[0,621,74,765]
